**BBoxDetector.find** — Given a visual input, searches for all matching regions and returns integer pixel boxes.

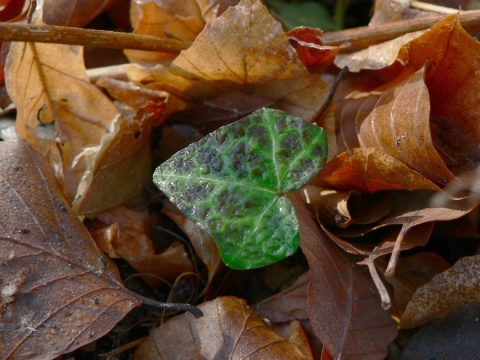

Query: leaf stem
[128,290,203,318]
[0,23,191,52]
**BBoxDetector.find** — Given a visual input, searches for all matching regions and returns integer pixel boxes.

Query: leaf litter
[1,0,480,358]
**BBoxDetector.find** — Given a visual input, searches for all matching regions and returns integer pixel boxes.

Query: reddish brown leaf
[0,140,140,359]
[134,296,312,359]
[358,66,454,185]
[288,193,397,360]
[315,148,441,192]
[287,27,340,74]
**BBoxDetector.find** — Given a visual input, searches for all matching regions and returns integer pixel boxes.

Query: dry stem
[1,10,479,55]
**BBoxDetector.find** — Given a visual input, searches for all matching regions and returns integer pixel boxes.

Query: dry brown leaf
[71,101,166,215]
[89,205,155,261]
[305,189,393,228]
[134,296,312,359]
[253,271,309,323]
[43,0,116,26]
[400,255,480,329]
[131,242,195,289]
[288,193,397,360]
[377,252,451,319]
[5,41,118,201]
[136,0,329,122]
[358,66,454,186]
[315,148,441,192]
[0,140,140,359]
[126,0,239,64]
[162,203,223,290]
[287,27,340,74]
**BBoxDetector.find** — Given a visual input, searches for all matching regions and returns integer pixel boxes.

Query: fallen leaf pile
[1,0,480,358]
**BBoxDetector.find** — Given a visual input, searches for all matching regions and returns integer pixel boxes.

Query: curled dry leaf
[71,101,165,215]
[358,66,453,186]
[288,193,397,360]
[0,140,140,359]
[136,0,329,122]
[400,255,480,329]
[305,188,393,228]
[5,41,117,201]
[134,296,312,359]
[315,148,441,192]
[287,27,340,74]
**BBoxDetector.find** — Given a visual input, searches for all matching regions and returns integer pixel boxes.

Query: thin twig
[1,10,480,54]
[322,9,480,52]
[410,1,461,14]
[0,23,191,52]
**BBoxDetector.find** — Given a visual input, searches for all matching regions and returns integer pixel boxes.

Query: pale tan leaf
[5,41,118,201]
[139,0,329,121]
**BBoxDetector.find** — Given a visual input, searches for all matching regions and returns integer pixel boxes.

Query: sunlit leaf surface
[154,108,327,269]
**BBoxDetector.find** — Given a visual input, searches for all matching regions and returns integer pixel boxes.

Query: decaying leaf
[400,255,480,329]
[162,203,223,290]
[126,0,239,64]
[289,193,397,360]
[132,0,330,122]
[0,140,140,359]
[315,148,441,192]
[134,296,313,359]
[5,41,117,201]
[253,271,309,323]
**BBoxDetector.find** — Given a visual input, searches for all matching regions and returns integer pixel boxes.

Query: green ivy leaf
[154,108,327,269]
